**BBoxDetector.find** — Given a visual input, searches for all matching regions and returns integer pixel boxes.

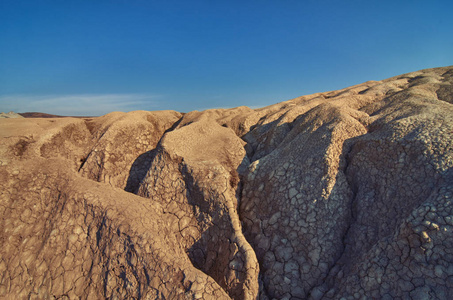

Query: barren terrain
[1,66,453,299]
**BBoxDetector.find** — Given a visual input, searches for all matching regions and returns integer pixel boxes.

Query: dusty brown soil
[1,66,453,299]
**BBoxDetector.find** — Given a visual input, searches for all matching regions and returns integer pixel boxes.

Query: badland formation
[1,66,453,299]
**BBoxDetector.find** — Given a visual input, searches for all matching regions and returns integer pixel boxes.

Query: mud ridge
[1,66,453,299]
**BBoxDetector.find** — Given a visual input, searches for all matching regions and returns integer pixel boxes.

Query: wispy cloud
[0,93,160,116]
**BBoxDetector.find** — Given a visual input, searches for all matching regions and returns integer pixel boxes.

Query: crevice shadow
[124,149,158,194]
[124,115,184,194]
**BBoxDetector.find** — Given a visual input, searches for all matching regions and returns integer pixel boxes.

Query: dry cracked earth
[1,66,453,299]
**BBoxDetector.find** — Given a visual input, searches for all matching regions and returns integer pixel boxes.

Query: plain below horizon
[1,0,452,116]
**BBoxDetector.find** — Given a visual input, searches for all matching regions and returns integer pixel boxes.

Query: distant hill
[0,111,24,118]
[19,112,95,118]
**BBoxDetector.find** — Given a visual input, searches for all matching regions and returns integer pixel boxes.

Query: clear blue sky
[1,0,452,116]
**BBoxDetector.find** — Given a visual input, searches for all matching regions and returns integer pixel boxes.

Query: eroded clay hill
[1,66,453,299]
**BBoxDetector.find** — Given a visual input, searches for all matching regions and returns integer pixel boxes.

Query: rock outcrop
[1,66,452,299]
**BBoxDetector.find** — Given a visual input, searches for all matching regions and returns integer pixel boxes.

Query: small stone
[289,188,298,199]
[434,265,444,277]
[68,234,78,244]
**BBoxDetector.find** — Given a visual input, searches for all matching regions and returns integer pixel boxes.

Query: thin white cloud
[0,93,160,116]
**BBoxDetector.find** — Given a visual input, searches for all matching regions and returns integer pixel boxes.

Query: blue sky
[1,0,452,116]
